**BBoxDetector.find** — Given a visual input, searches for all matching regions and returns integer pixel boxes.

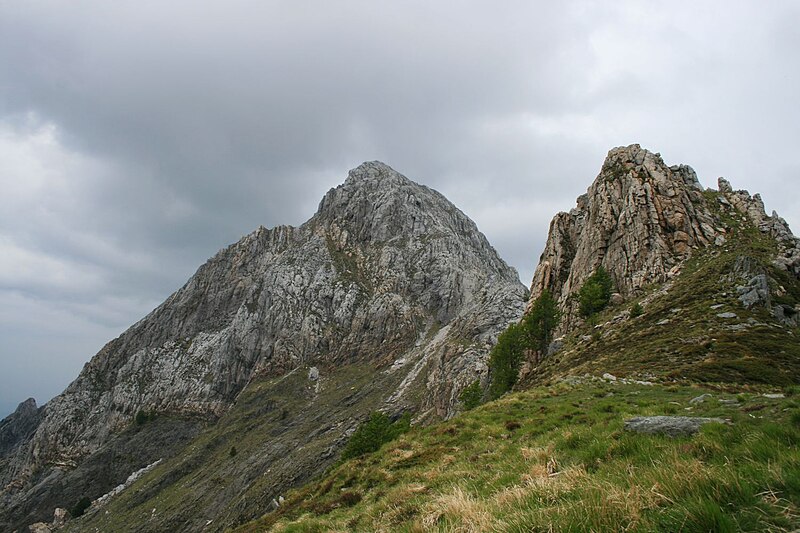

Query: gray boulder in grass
[624,416,728,437]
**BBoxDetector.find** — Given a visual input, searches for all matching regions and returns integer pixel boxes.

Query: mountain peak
[0,162,526,531]
[346,160,406,182]
[528,145,799,330]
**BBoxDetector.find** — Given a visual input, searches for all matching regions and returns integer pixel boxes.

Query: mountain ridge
[0,161,526,531]
[5,147,800,532]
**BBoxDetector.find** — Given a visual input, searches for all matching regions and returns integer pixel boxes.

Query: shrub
[459,380,483,410]
[341,412,411,460]
[229,446,238,457]
[488,323,526,399]
[135,410,150,425]
[630,302,644,318]
[579,266,613,317]
[71,496,91,518]
[522,289,560,354]
[488,290,561,399]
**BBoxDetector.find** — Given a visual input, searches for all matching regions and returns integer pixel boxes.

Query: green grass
[234,382,800,532]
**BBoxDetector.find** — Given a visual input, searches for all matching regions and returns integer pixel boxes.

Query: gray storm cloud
[1,0,798,416]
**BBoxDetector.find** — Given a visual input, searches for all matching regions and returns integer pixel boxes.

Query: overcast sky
[1,1,798,417]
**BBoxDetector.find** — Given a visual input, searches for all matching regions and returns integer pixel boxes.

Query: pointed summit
[345,160,408,183]
[0,162,526,531]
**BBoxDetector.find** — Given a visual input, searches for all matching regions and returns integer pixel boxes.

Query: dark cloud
[1,1,798,416]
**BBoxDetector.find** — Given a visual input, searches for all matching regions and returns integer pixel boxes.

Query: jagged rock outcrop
[528,144,800,330]
[1,161,526,531]
[0,399,41,458]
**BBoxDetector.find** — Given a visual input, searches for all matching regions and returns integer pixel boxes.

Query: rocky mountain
[528,144,800,331]
[0,162,526,531]
[220,146,800,532]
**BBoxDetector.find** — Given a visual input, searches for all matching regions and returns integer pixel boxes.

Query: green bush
[522,289,560,353]
[341,412,411,460]
[71,496,92,517]
[459,380,483,410]
[229,446,238,457]
[630,302,643,318]
[489,290,560,399]
[488,323,526,399]
[579,266,613,317]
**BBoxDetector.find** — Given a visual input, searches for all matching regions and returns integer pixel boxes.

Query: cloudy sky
[1,1,798,417]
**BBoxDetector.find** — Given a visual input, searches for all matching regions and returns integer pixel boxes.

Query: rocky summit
[0,162,526,531]
[528,144,800,332]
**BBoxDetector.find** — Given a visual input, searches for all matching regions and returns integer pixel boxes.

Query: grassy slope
[63,362,421,532]
[235,382,800,532]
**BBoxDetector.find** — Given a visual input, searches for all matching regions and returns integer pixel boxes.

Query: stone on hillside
[52,508,69,527]
[547,338,564,356]
[762,393,785,399]
[602,373,617,381]
[610,293,624,306]
[717,312,737,319]
[307,367,319,381]
[772,304,798,327]
[28,524,51,533]
[718,177,733,193]
[737,274,770,309]
[689,393,712,404]
[624,416,728,437]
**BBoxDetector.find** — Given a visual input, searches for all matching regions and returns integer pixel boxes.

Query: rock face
[0,161,526,530]
[0,399,41,457]
[528,144,800,330]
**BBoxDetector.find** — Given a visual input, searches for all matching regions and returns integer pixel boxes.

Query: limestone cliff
[528,144,800,330]
[1,162,526,531]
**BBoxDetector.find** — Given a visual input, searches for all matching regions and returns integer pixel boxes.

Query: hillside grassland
[234,381,800,532]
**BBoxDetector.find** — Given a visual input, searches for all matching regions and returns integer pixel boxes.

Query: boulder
[772,305,798,327]
[689,393,712,404]
[624,416,728,437]
[737,274,770,309]
[52,508,69,527]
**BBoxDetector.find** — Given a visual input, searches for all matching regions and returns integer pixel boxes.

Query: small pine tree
[522,289,560,354]
[579,266,613,317]
[459,380,483,410]
[340,412,411,460]
[488,323,526,399]
[630,302,644,318]
[229,446,237,457]
[71,496,92,517]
